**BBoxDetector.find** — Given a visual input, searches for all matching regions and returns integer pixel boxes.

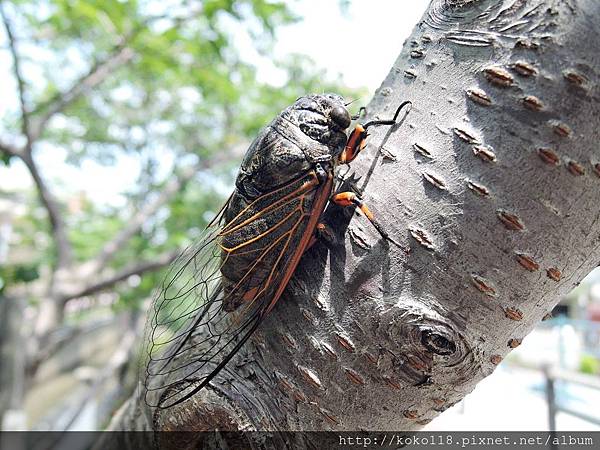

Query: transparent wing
[142,171,324,409]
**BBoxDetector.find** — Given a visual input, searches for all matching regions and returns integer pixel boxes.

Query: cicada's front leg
[331,100,413,253]
[338,100,412,164]
[339,124,368,164]
[331,191,409,253]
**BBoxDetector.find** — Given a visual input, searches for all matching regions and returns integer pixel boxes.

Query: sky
[0,0,430,207]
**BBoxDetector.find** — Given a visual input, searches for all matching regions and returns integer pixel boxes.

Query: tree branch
[61,250,179,301]
[90,138,245,273]
[114,0,600,435]
[91,164,200,272]
[0,3,30,144]
[29,43,135,142]
[20,152,73,269]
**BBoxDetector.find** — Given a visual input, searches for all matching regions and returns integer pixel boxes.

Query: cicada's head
[284,93,351,155]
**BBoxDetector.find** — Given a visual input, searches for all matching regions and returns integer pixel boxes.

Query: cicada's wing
[142,170,330,409]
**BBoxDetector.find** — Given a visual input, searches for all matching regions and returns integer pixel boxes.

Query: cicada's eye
[330,105,351,130]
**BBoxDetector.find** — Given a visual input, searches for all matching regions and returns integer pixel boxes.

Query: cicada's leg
[339,125,367,164]
[339,100,412,164]
[332,192,375,221]
[332,192,409,253]
[307,222,337,249]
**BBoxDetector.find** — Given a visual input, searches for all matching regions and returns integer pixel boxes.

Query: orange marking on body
[341,125,366,163]
[221,173,319,236]
[332,192,376,221]
[265,173,334,314]
[243,286,259,302]
[332,192,356,207]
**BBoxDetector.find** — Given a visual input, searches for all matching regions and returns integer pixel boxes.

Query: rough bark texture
[110,0,600,438]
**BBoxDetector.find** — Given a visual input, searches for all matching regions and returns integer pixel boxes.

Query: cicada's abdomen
[219,170,323,311]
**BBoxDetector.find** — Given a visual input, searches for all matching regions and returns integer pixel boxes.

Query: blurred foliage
[579,354,600,375]
[0,0,364,310]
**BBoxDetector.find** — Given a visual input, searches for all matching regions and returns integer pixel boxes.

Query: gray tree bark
[109,0,600,440]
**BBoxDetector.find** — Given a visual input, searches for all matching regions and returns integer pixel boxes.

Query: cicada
[143,94,410,409]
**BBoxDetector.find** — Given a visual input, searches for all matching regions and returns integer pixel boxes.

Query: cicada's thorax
[218,94,350,311]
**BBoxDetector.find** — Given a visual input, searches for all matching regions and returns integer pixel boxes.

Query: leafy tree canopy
[0,0,364,311]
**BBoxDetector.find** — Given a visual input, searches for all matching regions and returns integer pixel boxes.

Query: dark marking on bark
[364,351,378,365]
[301,308,317,326]
[293,390,306,403]
[320,341,338,360]
[546,267,561,281]
[404,69,417,79]
[567,160,585,176]
[297,365,323,389]
[484,66,514,87]
[415,375,433,387]
[414,142,434,159]
[406,353,429,371]
[380,146,397,161]
[409,227,435,250]
[516,252,540,272]
[497,210,525,231]
[454,127,479,143]
[335,333,356,353]
[563,69,587,87]
[537,147,560,166]
[281,333,297,349]
[504,307,524,321]
[432,398,445,407]
[276,373,295,393]
[436,124,451,135]
[466,179,490,197]
[523,95,544,111]
[490,354,503,365]
[312,295,327,311]
[472,144,497,162]
[344,367,366,386]
[593,163,600,178]
[252,331,266,347]
[382,376,402,390]
[515,39,540,50]
[549,120,572,137]
[423,171,447,190]
[432,403,451,413]
[508,338,522,348]
[470,274,497,297]
[403,410,420,419]
[445,32,494,47]
[466,88,492,106]
[348,227,371,250]
[422,34,432,43]
[411,49,426,58]
[421,330,457,355]
[318,407,339,425]
[417,418,432,425]
[512,61,538,77]
[542,312,554,321]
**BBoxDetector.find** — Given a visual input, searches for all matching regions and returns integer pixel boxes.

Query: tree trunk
[0,295,27,430]
[109,0,600,439]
